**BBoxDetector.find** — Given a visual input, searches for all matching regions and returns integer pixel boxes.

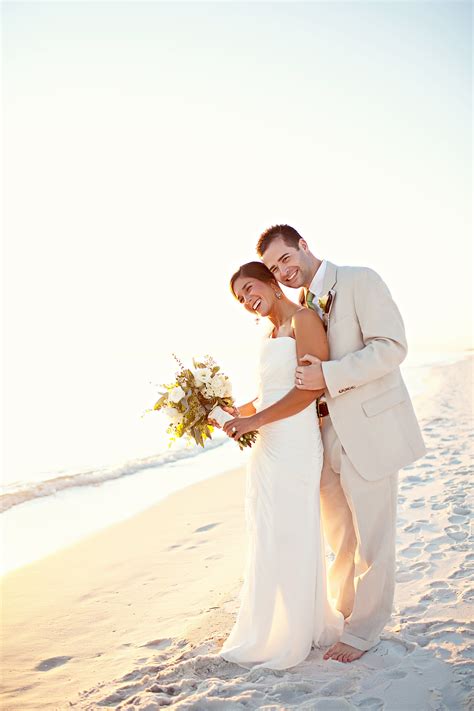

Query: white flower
[163,406,183,425]
[204,373,232,399]
[168,385,186,404]
[222,377,232,397]
[216,374,232,398]
[193,367,213,386]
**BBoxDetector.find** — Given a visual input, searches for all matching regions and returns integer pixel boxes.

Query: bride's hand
[223,415,258,440]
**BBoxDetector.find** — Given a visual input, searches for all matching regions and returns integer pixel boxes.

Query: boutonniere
[318,289,336,328]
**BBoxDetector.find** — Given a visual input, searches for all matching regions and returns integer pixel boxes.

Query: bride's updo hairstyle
[230,261,279,299]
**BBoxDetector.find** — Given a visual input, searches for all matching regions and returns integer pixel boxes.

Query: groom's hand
[295,354,327,391]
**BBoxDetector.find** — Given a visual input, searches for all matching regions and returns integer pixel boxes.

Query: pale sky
[2,1,472,480]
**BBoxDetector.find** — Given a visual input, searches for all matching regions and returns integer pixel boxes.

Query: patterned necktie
[305,290,316,311]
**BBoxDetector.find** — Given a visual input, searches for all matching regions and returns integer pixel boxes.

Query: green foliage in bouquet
[152,354,252,449]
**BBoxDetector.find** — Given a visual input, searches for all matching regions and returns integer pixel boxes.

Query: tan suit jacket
[302,261,426,481]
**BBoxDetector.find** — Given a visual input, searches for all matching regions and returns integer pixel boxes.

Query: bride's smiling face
[232,276,278,318]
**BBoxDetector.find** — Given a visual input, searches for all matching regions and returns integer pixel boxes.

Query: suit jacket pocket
[362,385,406,417]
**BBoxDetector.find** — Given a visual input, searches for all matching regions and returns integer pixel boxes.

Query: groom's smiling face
[261,237,311,289]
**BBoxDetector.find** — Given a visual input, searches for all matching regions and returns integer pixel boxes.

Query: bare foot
[323,641,366,663]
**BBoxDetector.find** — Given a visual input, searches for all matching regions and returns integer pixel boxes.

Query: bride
[217,261,342,670]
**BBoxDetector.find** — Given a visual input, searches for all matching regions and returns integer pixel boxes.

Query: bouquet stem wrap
[208,405,234,428]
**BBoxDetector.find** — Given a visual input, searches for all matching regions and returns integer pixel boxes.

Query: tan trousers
[320,418,398,651]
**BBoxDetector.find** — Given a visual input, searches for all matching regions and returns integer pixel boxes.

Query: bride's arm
[223,310,328,438]
[235,399,257,416]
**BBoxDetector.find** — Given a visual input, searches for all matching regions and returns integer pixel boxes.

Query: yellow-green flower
[318,293,330,312]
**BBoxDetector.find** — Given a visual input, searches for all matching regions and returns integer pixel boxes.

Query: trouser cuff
[340,630,379,652]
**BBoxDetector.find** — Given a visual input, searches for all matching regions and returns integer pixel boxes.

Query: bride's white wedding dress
[220,336,343,670]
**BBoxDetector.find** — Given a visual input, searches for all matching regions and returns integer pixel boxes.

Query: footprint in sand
[372,637,415,661]
[401,603,426,616]
[194,522,221,533]
[446,492,467,504]
[400,542,424,559]
[409,561,430,572]
[403,620,433,636]
[453,505,471,516]
[396,558,430,583]
[445,525,468,542]
[449,566,472,579]
[141,638,173,649]
[384,669,407,679]
[319,677,358,697]
[425,536,449,552]
[34,656,73,672]
[430,580,450,589]
[147,682,180,696]
[404,522,421,533]
[120,669,145,682]
[100,690,138,705]
[421,586,457,604]
[405,475,425,484]
[357,698,384,710]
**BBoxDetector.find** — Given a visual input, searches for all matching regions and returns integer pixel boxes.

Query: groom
[257,224,426,663]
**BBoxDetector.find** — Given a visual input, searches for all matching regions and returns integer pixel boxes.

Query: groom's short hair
[256,224,303,256]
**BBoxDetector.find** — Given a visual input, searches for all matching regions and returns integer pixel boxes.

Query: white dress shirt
[307,260,327,315]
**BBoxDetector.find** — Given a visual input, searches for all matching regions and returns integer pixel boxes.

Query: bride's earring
[275,291,282,299]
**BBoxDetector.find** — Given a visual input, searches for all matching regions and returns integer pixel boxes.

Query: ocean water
[0,350,468,575]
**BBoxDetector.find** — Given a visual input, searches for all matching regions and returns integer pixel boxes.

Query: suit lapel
[321,260,338,296]
[320,261,338,332]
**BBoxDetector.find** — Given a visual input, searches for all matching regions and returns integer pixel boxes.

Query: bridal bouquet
[152,355,258,450]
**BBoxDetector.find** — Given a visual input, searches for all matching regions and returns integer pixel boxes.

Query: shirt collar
[308,260,327,297]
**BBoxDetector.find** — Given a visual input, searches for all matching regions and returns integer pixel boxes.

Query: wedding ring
[232,426,237,433]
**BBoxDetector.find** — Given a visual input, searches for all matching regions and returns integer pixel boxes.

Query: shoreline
[1,356,472,710]
[0,439,249,576]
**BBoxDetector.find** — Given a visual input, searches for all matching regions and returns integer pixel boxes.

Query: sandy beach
[1,356,472,710]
